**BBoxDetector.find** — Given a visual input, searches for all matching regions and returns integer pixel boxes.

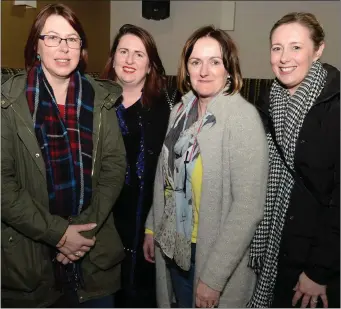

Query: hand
[195,279,220,308]
[143,233,155,263]
[292,272,328,308]
[56,246,91,264]
[56,253,72,265]
[56,223,97,261]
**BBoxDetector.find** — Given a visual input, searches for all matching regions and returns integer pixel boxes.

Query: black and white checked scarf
[247,61,327,307]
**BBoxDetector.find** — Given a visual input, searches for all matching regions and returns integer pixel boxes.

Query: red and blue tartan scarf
[26,63,94,289]
[26,62,94,218]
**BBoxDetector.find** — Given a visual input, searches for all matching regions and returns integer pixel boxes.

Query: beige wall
[110,1,236,76]
[110,1,340,78]
[227,1,340,78]
[1,0,110,72]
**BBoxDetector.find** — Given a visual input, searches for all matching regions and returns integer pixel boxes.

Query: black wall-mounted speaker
[142,1,170,20]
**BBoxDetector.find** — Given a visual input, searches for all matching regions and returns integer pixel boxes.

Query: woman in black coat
[101,24,180,307]
[248,12,339,308]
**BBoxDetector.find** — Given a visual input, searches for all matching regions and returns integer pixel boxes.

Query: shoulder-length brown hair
[177,25,243,96]
[24,3,88,73]
[101,24,166,106]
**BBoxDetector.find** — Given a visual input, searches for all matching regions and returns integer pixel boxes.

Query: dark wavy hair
[24,3,88,73]
[101,24,166,106]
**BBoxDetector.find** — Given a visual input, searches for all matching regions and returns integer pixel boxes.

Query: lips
[123,66,136,73]
[279,66,296,73]
[55,59,70,63]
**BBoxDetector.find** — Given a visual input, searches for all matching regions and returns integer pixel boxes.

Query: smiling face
[187,37,228,100]
[113,34,150,88]
[37,14,81,81]
[270,22,324,95]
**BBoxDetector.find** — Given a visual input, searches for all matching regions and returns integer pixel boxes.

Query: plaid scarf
[247,61,327,307]
[26,62,94,289]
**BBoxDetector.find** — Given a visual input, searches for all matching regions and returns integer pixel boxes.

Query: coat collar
[1,72,123,110]
[315,63,340,105]
[1,72,122,180]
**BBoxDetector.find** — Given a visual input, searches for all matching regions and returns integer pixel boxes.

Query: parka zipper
[92,108,102,177]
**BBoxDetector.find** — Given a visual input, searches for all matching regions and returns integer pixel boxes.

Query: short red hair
[24,3,88,73]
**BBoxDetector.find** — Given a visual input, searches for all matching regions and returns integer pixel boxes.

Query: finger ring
[75,251,81,257]
[312,298,318,303]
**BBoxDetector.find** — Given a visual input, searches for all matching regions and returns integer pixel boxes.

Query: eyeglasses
[39,34,82,49]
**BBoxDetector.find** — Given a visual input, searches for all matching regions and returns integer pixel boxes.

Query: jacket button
[289,215,294,220]
[79,296,83,301]
[2,100,6,105]
[35,153,40,158]
[148,150,154,155]
[300,139,306,144]
[8,236,13,242]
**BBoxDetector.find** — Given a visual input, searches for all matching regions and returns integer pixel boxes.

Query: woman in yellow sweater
[143,26,268,308]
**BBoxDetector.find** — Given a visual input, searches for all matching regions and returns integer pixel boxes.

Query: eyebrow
[271,41,303,46]
[44,30,79,37]
[118,47,146,55]
[189,56,223,60]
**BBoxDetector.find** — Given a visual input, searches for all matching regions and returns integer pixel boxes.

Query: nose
[59,39,69,53]
[200,62,209,77]
[125,52,134,64]
[280,48,290,63]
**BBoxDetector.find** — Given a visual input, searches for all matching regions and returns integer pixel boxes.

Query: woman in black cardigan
[101,24,180,307]
[248,12,339,308]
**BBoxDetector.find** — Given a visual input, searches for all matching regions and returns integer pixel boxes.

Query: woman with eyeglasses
[100,24,179,307]
[1,4,126,308]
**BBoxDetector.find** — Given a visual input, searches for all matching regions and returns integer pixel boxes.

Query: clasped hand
[55,223,97,265]
[292,272,328,308]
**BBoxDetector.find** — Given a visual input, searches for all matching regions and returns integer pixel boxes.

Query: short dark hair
[270,12,325,51]
[101,24,166,106]
[177,25,243,95]
[24,3,88,72]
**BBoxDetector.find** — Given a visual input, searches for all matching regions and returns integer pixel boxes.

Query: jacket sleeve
[71,107,126,237]
[1,106,69,246]
[304,98,340,285]
[199,102,269,292]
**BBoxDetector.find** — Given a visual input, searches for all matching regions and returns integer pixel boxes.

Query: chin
[53,70,74,79]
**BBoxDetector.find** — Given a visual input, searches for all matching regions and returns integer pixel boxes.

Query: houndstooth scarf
[247,61,327,307]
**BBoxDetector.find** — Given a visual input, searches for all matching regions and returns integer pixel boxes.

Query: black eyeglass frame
[38,34,82,49]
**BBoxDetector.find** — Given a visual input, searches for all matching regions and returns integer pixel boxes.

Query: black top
[114,98,144,248]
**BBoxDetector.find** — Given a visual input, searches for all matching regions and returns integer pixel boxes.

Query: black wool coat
[257,63,340,288]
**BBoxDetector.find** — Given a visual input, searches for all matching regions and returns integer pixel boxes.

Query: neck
[117,80,144,108]
[122,86,142,108]
[197,98,209,119]
[42,67,70,105]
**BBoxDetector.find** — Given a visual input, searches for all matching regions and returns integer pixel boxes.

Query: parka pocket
[89,217,125,270]
[1,226,46,292]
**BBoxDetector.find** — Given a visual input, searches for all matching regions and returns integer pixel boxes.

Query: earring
[37,54,41,61]
[226,75,231,90]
